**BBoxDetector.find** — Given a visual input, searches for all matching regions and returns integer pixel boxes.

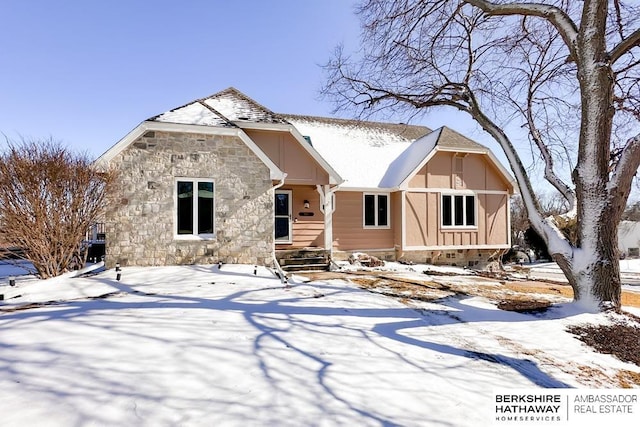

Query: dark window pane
[177,181,193,234]
[275,193,289,216]
[377,195,388,226]
[198,182,214,234]
[364,195,375,226]
[442,195,452,226]
[454,195,464,226]
[466,196,475,226]
[275,218,289,240]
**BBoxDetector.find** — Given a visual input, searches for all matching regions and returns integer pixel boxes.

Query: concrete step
[281,263,330,272]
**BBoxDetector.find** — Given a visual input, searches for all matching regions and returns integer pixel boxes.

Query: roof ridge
[437,126,488,150]
[216,87,284,120]
[195,100,236,126]
[282,113,429,130]
[147,97,233,126]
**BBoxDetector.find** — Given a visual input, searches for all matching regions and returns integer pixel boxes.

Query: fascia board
[397,146,516,194]
[397,148,439,190]
[287,125,344,186]
[233,121,291,131]
[236,129,285,180]
[94,123,146,169]
[485,150,517,194]
[234,121,344,185]
[334,186,399,192]
[94,121,285,180]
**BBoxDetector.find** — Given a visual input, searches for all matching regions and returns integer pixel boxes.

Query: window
[364,193,389,227]
[441,194,476,227]
[176,179,214,237]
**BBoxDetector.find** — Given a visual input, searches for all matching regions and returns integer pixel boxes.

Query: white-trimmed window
[176,179,215,238]
[441,194,476,228]
[364,193,389,228]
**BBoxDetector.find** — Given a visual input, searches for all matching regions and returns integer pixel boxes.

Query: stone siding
[105,131,274,267]
[332,248,504,270]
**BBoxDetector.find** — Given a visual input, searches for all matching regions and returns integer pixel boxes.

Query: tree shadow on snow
[0,267,575,426]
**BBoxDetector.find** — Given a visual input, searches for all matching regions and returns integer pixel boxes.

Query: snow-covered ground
[1,261,639,426]
[519,259,640,289]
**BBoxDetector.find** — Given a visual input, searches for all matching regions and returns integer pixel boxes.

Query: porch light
[9,276,15,287]
[304,200,310,209]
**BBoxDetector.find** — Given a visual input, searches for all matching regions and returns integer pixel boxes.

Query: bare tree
[511,192,569,249]
[323,0,640,310]
[0,138,115,279]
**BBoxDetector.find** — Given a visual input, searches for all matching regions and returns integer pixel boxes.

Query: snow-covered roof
[153,102,230,127]
[283,115,430,189]
[379,128,443,188]
[150,87,286,126]
[103,87,513,191]
[384,126,514,190]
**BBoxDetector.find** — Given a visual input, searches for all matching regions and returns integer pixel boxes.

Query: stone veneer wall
[105,130,274,267]
[332,248,504,270]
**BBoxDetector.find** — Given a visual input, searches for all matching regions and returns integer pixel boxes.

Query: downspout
[271,174,288,284]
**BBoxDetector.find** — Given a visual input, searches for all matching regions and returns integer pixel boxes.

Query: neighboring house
[619,221,640,257]
[95,87,515,269]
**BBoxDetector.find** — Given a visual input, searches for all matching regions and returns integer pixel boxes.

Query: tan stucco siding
[246,129,329,185]
[405,191,509,247]
[333,192,394,250]
[463,154,509,191]
[409,153,449,188]
[408,152,510,191]
[482,193,509,244]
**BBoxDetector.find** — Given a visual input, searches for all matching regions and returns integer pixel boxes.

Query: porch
[274,184,335,253]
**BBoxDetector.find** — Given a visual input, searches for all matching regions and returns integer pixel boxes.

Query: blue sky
[0,0,489,159]
[12,0,629,203]
[0,1,362,156]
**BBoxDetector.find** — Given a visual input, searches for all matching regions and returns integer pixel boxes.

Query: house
[95,87,515,270]
[619,221,640,258]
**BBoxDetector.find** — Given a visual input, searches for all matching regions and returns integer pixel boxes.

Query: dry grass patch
[300,270,640,372]
[616,370,640,388]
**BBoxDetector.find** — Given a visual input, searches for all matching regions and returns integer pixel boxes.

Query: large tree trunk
[554,218,621,310]
[560,0,620,309]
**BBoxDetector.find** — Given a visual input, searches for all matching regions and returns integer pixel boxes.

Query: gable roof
[150,89,344,184]
[151,87,287,126]
[98,87,514,192]
[95,121,286,181]
[382,126,515,191]
[283,114,431,189]
[380,126,516,192]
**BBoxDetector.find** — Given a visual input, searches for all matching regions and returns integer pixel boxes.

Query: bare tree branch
[0,138,116,278]
[609,27,640,63]
[322,0,640,309]
[463,0,579,57]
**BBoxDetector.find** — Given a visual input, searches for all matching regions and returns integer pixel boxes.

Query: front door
[275,190,292,243]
